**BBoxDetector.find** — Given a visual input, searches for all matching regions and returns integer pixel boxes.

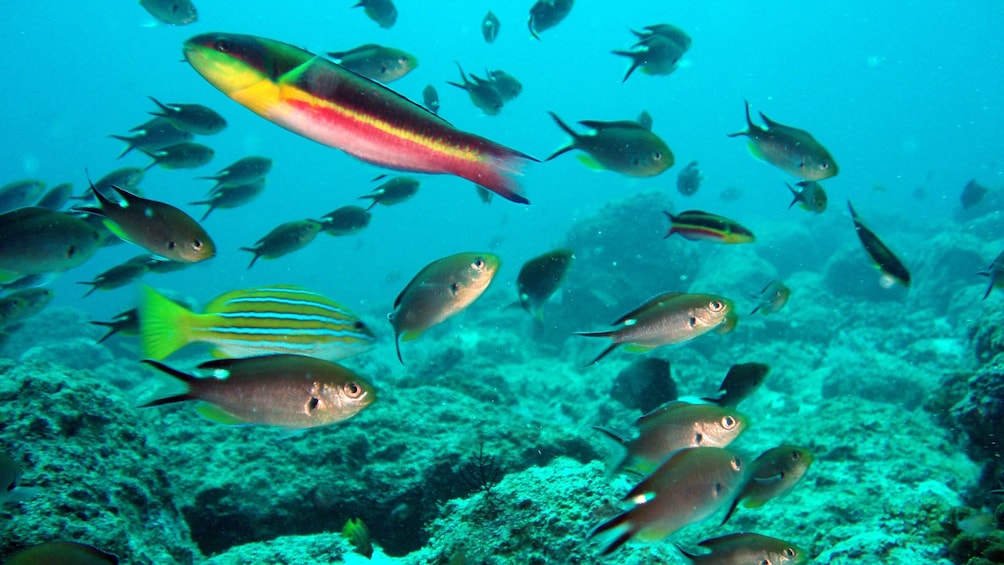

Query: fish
[147,96,227,135]
[189,178,265,221]
[979,249,1004,300]
[184,33,535,204]
[140,0,197,25]
[721,445,815,525]
[0,288,54,328]
[86,168,146,201]
[319,206,371,236]
[613,34,688,82]
[422,84,440,114]
[528,0,574,40]
[702,362,770,408]
[546,112,673,177]
[610,358,677,413]
[448,63,505,116]
[847,201,911,288]
[786,180,827,213]
[961,179,989,209]
[353,0,397,28]
[662,210,755,244]
[728,100,838,180]
[718,187,743,202]
[141,354,375,428]
[35,182,74,210]
[4,541,118,565]
[327,44,418,83]
[631,23,692,51]
[78,261,148,297]
[138,284,377,361]
[749,280,790,316]
[590,447,746,555]
[1,451,41,506]
[596,401,748,476]
[676,161,702,196]
[0,179,45,214]
[0,207,104,282]
[199,156,273,192]
[487,70,522,102]
[482,10,501,43]
[109,116,193,158]
[357,176,419,210]
[75,182,215,263]
[577,292,736,365]
[240,219,323,268]
[677,533,808,565]
[130,253,191,275]
[390,252,500,363]
[515,248,574,320]
[140,141,215,171]
[90,308,140,344]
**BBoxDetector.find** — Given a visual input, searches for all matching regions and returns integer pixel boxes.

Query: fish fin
[138,359,196,406]
[3,486,41,504]
[0,270,20,284]
[985,281,994,300]
[786,183,801,209]
[610,50,642,82]
[401,329,423,342]
[623,343,655,353]
[699,394,726,407]
[445,80,469,92]
[611,291,683,325]
[745,141,766,161]
[138,285,196,360]
[239,248,262,269]
[147,96,174,117]
[546,111,580,141]
[749,305,762,316]
[742,498,767,508]
[676,545,700,560]
[108,135,138,158]
[101,219,136,246]
[719,497,741,525]
[195,403,251,426]
[469,143,533,204]
[209,348,229,359]
[575,154,606,171]
[636,111,653,130]
[395,333,405,365]
[585,342,620,366]
[593,426,627,446]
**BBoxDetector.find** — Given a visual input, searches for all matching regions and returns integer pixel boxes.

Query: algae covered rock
[950,354,1004,462]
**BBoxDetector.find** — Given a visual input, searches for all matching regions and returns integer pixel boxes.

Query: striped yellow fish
[138,284,376,361]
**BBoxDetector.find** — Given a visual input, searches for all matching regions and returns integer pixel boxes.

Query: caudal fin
[138,285,196,360]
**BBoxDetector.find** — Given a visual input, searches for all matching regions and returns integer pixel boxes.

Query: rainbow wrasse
[663,210,754,244]
[848,201,911,288]
[183,32,535,204]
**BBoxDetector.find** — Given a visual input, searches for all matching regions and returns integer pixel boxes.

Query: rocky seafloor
[2,191,1004,564]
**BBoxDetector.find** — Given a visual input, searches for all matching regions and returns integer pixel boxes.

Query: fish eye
[688,316,697,328]
[708,300,724,312]
[791,449,802,460]
[191,239,203,251]
[694,432,703,444]
[821,162,829,169]
[783,548,796,557]
[472,257,485,269]
[731,456,742,471]
[343,381,364,398]
[307,397,319,411]
[214,39,233,53]
[722,415,737,429]
[761,560,772,565]
[652,151,662,161]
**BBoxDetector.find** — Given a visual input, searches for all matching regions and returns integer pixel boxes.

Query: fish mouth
[183,38,265,95]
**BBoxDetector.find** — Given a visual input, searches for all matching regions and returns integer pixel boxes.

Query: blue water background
[2,1,1003,322]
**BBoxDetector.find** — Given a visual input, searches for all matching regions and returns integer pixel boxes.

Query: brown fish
[4,541,118,565]
[677,533,808,565]
[319,206,372,236]
[199,156,273,192]
[240,219,322,268]
[148,96,226,135]
[357,176,419,211]
[721,444,814,525]
[140,141,215,171]
[78,261,149,297]
[0,288,54,328]
[0,207,104,282]
[189,178,265,221]
[515,248,574,320]
[141,354,376,428]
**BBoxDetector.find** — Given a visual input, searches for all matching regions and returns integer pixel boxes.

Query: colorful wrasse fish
[139,284,376,361]
[183,33,535,204]
[848,201,911,288]
[663,210,754,244]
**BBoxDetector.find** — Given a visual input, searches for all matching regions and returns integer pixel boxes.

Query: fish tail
[661,210,676,238]
[138,359,195,407]
[749,305,762,316]
[138,285,196,360]
[528,18,541,41]
[726,99,754,138]
[240,248,261,269]
[611,51,641,82]
[88,321,118,344]
[786,183,800,209]
[719,497,742,526]
[545,112,579,161]
[108,135,137,158]
[395,333,405,365]
[139,149,159,171]
[468,148,532,205]
[590,512,638,555]
[78,282,98,298]
[147,96,172,117]
[984,281,994,300]
[445,81,468,92]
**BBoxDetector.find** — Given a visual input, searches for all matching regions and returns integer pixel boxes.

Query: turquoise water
[2,2,1003,563]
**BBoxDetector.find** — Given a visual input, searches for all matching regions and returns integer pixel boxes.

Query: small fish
[749,280,790,316]
[130,253,191,275]
[719,186,743,202]
[0,288,54,328]
[0,273,57,294]
[663,210,754,244]
[0,451,41,505]
[140,0,197,25]
[676,161,702,196]
[611,358,677,413]
[515,248,574,320]
[241,219,322,268]
[0,207,103,282]
[141,354,376,428]
[147,96,227,135]
[422,84,440,114]
[90,308,140,344]
[189,178,265,221]
[0,179,45,214]
[979,249,1004,300]
[547,112,673,177]
[390,252,500,363]
[577,292,736,365]
[487,70,522,102]
[728,100,838,181]
[78,262,149,297]
[342,517,374,558]
[4,541,118,565]
[590,447,746,555]
[319,206,372,236]
[677,533,807,565]
[631,23,692,51]
[76,182,215,263]
[721,445,814,525]
[613,34,687,82]
[110,117,193,158]
[448,63,504,116]
[327,44,418,83]
[140,141,215,171]
[482,10,501,43]
[199,156,273,192]
[786,180,827,213]
[702,362,769,408]
[184,33,534,204]
[357,176,420,210]
[847,201,911,288]
[961,178,989,210]
[597,401,747,476]
[87,168,146,201]
[139,284,377,360]
[353,0,397,28]
[528,0,574,40]
[35,182,74,210]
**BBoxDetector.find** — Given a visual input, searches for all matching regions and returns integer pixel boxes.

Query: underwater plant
[459,442,504,508]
